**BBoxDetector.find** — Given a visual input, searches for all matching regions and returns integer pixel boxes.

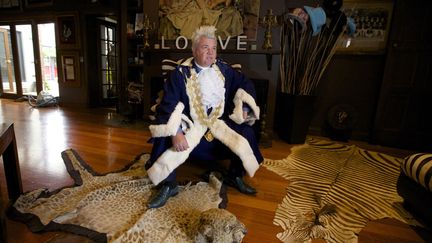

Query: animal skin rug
[10,149,246,243]
[263,139,421,243]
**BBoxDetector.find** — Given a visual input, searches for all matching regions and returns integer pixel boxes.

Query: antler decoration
[259,9,281,50]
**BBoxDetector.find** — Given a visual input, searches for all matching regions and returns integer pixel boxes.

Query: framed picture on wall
[60,51,81,87]
[56,15,80,49]
[337,1,393,54]
[0,0,21,10]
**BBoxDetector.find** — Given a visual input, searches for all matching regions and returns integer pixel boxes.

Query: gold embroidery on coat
[186,65,225,129]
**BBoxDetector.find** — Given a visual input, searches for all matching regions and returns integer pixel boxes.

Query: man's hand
[172,131,189,152]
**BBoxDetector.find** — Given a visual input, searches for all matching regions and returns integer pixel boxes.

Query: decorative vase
[274,92,316,144]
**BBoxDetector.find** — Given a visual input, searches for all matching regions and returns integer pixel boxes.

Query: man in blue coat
[146,25,263,208]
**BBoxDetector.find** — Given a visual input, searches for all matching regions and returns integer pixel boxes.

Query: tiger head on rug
[195,208,247,243]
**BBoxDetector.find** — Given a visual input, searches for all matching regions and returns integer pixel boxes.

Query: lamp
[259,9,281,50]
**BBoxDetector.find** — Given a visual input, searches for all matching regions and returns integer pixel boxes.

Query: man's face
[193,36,217,67]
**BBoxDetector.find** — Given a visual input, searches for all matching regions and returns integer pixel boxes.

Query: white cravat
[196,66,225,111]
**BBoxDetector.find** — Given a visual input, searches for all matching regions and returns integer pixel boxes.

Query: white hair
[191,25,217,50]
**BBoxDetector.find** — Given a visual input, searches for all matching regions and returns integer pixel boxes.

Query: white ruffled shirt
[196,63,225,111]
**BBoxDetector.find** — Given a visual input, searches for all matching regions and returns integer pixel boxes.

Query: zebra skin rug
[263,139,421,243]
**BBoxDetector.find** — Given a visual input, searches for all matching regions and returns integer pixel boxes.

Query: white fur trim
[180,57,194,67]
[229,88,260,125]
[211,120,260,177]
[147,123,207,185]
[149,102,185,137]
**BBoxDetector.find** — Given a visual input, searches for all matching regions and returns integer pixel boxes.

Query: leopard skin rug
[10,149,246,243]
[263,139,421,243]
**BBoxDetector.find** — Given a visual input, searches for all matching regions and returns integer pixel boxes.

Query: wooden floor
[0,98,431,243]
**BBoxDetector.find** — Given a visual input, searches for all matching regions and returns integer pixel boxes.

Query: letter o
[176,36,188,49]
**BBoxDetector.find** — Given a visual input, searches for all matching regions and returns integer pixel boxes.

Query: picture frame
[60,51,81,87]
[0,0,21,10]
[25,0,53,7]
[337,1,393,54]
[56,15,80,49]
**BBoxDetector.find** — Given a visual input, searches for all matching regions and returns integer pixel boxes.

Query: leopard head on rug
[10,150,247,243]
[194,208,247,243]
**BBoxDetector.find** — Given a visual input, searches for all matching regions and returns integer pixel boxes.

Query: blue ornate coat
[147,57,262,185]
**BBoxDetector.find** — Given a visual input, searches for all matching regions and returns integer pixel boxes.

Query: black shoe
[147,184,179,209]
[224,176,257,195]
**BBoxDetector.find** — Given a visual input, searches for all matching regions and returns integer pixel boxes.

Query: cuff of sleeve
[229,89,260,125]
[149,102,185,137]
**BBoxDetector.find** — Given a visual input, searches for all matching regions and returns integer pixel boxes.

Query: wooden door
[372,0,432,151]
[0,27,16,94]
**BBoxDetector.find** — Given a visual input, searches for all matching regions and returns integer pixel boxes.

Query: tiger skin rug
[263,139,421,243]
[10,149,246,243]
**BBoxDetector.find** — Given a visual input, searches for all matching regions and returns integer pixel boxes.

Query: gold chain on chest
[186,66,225,127]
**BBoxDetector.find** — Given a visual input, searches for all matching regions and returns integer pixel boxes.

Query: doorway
[99,21,118,106]
[372,0,432,151]
[87,16,118,108]
[0,22,58,98]
[0,26,17,95]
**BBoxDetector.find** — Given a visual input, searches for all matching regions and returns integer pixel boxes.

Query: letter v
[218,36,231,50]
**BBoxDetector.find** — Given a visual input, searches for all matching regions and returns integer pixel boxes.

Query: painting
[60,51,80,87]
[337,1,393,53]
[158,0,261,40]
[0,0,20,9]
[57,15,80,49]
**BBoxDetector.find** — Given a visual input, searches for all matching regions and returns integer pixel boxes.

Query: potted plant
[275,3,355,143]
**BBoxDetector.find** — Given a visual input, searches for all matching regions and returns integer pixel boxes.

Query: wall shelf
[141,48,280,70]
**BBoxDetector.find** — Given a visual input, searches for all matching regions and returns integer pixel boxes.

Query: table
[0,123,22,200]
[0,123,23,242]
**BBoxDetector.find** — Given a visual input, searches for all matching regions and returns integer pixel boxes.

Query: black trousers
[147,123,263,184]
